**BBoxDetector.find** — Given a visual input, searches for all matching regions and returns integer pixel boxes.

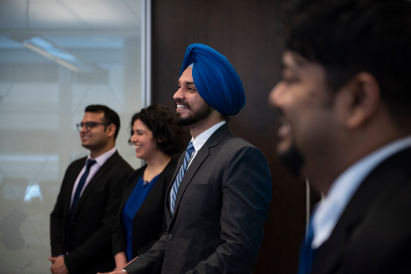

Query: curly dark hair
[128,104,185,155]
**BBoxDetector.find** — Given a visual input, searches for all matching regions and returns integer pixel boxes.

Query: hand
[48,256,69,274]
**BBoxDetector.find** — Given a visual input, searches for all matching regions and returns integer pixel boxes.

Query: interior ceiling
[0,0,141,30]
[0,0,142,48]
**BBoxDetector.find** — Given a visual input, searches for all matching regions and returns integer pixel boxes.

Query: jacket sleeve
[112,170,136,257]
[136,208,168,255]
[64,164,132,272]
[112,192,126,256]
[187,147,272,274]
[50,166,73,257]
[124,233,167,274]
[136,166,173,256]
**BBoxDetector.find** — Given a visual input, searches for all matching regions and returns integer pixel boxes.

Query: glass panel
[0,0,144,272]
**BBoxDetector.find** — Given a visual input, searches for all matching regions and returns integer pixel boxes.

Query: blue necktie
[70,159,96,216]
[170,142,195,215]
[298,216,317,274]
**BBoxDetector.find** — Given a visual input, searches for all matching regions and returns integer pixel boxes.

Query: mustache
[272,106,284,119]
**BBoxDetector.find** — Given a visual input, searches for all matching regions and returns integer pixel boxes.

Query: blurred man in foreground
[270,0,411,273]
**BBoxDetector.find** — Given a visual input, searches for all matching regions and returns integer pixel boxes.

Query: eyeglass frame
[76,122,110,131]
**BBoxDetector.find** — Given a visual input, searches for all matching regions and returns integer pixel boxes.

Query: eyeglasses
[76,122,109,131]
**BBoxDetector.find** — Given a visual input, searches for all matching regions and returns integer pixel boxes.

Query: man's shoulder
[107,151,133,172]
[209,124,256,150]
[66,156,87,170]
[218,131,259,153]
[209,132,268,166]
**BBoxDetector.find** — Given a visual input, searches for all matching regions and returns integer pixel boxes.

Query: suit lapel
[171,146,210,221]
[70,152,118,220]
[312,147,411,274]
[168,124,230,224]
[136,163,171,216]
[64,158,86,218]
[120,167,146,213]
[165,154,184,223]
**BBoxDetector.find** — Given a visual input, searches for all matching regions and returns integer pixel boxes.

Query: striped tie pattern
[170,142,195,215]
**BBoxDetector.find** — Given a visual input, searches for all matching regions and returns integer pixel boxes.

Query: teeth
[134,145,141,149]
[278,120,291,137]
[278,124,290,136]
[177,105,187,108]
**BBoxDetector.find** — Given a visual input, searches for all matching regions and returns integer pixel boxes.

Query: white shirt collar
[87,146,117,167]
[191,120,226,153]
[169,120,226,208]
[312,135,411,248]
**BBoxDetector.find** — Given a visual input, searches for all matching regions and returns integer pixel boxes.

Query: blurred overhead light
[9,34,96,72]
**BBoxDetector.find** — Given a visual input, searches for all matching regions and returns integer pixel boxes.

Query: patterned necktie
[70,159,96,215]
[297,216,317,274]
[170,142,195,215]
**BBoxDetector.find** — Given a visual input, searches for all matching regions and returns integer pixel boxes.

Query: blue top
[122,173,160,261]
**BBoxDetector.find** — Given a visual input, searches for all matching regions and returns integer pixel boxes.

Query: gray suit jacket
[124,124,272,274]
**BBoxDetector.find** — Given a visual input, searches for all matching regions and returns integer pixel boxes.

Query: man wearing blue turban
[105,44,272,274]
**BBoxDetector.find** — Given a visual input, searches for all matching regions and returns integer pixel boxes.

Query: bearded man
[103,44,272,274]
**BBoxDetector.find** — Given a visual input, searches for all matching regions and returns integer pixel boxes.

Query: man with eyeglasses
[49,105,133,274]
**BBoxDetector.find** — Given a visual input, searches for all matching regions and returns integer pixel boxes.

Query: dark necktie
[170,142,195,215]
[70,159,96,215]
[298,216,317,274]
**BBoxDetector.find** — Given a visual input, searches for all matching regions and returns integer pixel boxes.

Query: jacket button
[168,233,173,240]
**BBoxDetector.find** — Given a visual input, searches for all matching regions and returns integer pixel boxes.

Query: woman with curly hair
[111,104,184,270]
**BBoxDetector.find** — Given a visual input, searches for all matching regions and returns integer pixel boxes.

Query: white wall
[0,0,144,272]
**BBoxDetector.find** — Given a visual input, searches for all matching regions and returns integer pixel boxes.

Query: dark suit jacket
[124,124,272,274]
[50,151,133,274]
[311,147,411,274]
[112,160,176,259]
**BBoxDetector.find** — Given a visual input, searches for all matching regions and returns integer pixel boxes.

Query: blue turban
[179,44,246,116]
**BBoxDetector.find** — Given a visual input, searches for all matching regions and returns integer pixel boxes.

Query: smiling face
[174,67,213,127]
[130,119,158,161]
[269,51,340,178]
[79,111,114,156]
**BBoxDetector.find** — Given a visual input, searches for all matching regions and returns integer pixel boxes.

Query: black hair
[85,104,121,139]
[129,104,185,155]
[284,0,411,127]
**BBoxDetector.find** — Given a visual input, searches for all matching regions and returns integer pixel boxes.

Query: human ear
[343,72,380,129]
[106,124,116,137]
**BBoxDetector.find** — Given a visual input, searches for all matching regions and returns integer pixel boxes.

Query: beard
[175,101,213,127]
[277,143,305,177]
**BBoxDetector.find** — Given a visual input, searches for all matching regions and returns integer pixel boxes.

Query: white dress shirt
[169,120,226,208]
[312,135,411,248]
[70,147,117,208]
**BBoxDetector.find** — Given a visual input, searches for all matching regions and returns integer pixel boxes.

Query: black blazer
[50,151,133,274]
[112,160,176,259]
[124,124,272,274]
[311,147,411,274]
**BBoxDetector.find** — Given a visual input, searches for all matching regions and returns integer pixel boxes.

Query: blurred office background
[0,0,146,272]
[0,0,317,273]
